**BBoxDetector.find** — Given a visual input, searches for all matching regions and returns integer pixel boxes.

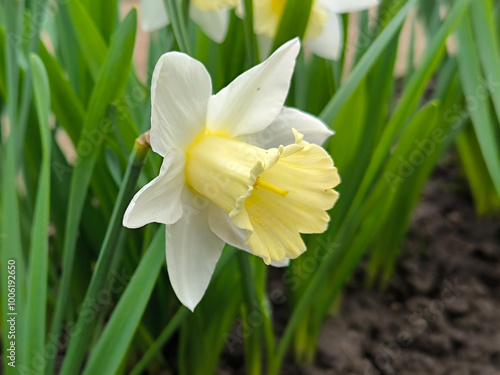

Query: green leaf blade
[24,54,52,375]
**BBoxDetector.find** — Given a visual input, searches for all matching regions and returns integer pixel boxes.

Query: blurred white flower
[141,0,240,43]
[253,0,380,60]
[123,39,340,311]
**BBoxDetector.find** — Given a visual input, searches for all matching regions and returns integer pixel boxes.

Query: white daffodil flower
[123,39,340,311]
[141,0,240,43]
[253,0,380,60]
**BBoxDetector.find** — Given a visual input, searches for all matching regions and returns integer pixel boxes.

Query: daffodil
[123,39,340,311]
[141,0,240,43]
[253,0,380,60]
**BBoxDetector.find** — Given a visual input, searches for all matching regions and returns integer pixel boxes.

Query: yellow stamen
[254,177,289,197]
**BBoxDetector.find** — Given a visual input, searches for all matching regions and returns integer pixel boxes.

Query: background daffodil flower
[141,0,240,43]
[253,0,380,60]
[123,39,340,311]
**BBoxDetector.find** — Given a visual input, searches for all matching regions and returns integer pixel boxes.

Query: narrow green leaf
[163,0,192,54]
[69,0,108,78]
[16,0,50,164]
[457,14,500,195]
[24,54,51,375]
[53,2,83,93]
[456,126,500,214]
[243,0,258,66]
[470,0,500,126]
[38,42,85,144]
[82,0,118,43]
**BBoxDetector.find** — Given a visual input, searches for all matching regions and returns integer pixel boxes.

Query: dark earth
[218,156,500,375]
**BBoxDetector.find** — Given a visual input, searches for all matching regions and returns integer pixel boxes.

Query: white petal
[208,205,290,268]
[207,38,300,137]
[141,0,170,32]
[319,0,380,14]
[123,150,185,228]
[166,191,225,311]
[190,6,229,43]
[150,52,212,156]
[239,107,334,148]
[305,12,343,60]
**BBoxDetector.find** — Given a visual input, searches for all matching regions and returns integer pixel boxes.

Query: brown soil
[219,157,500,375]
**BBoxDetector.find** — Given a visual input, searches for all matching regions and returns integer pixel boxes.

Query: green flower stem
[243,0,258,67]
[58,134,150,375]
[163,0,192,55]
[256,272,276,363]
[252,260,275,361]
[237,252,262,375]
